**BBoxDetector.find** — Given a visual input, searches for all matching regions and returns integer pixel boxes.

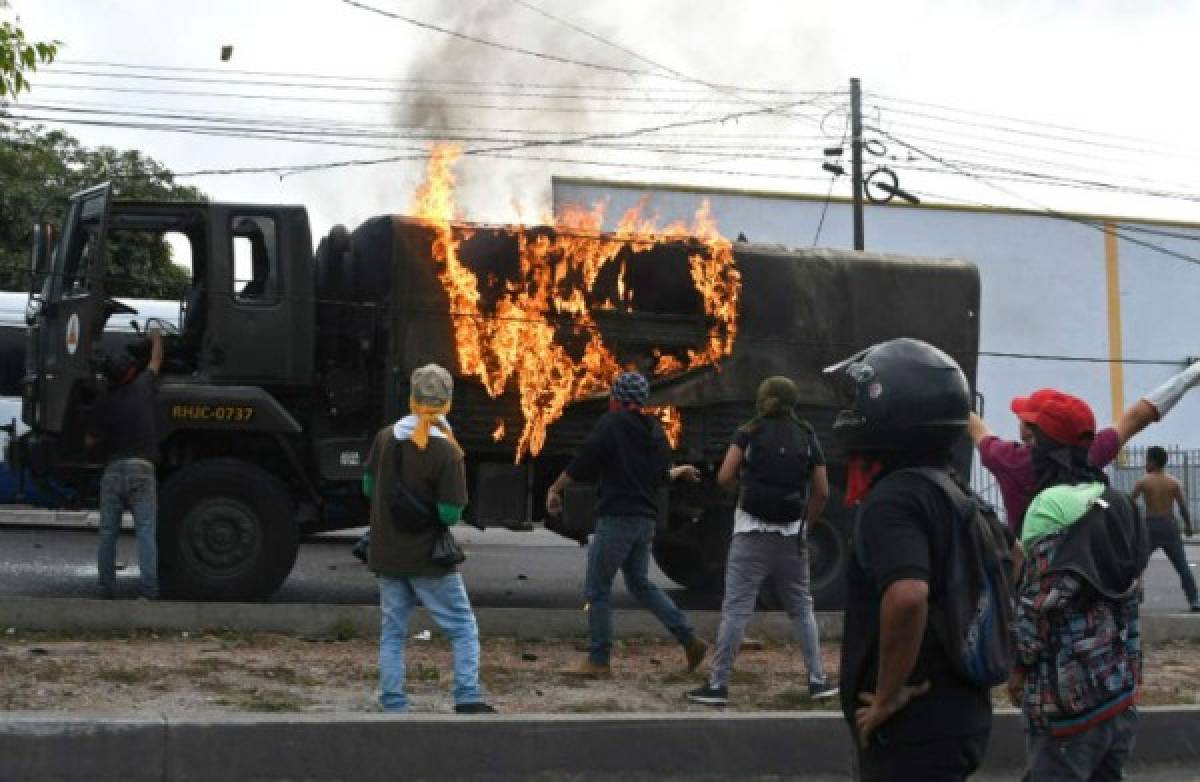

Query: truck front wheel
[158,459,299,601]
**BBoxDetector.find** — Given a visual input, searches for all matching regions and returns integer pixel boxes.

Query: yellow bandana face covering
[409,398,461,453]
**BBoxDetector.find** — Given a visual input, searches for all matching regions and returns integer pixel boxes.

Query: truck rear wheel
[652,503,733,592]
[158,459,299,601]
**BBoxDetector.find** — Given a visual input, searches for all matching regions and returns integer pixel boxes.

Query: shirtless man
[1132,446,1199,612]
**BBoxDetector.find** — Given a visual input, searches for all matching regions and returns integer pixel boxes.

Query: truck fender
[157,384,302,437]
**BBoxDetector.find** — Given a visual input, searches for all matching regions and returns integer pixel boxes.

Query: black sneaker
[809,678,839,700]
[1190,600,1200,613]
[455,702,497,714]
[685,684,728,706]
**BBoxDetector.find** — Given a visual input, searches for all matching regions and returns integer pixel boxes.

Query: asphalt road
[0,519,1197,614]
[0,523,723,610]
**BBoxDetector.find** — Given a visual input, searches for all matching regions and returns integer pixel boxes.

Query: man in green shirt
[364,364,494,714]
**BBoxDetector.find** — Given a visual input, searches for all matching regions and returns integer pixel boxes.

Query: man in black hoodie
[546,371,707,678]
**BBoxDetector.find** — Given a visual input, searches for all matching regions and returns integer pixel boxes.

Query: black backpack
[855,467,1016,688]
[739,419,815,524]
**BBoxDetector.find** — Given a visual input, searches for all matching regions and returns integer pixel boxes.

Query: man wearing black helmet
[85,328,163,599]
[829,338,995,781]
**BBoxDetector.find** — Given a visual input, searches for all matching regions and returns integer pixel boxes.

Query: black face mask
[1031,434,1108,492]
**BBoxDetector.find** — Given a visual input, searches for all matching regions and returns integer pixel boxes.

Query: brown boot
[562,658,612,679]
[685,637,708,672]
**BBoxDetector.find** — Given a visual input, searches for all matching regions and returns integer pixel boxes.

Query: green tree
[0,122,206,298]
[0,1,58,98]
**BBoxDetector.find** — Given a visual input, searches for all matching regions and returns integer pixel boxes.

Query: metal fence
[972,445,1200,525]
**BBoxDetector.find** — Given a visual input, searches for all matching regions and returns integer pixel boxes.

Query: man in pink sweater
[969,361,1200,534]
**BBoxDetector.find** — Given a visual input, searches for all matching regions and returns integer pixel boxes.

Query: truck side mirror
[29,223,52,289]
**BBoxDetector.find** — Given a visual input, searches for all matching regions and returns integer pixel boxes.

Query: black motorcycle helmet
[826,337,969,454]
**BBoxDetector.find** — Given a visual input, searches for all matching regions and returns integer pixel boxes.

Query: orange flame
[647,405,683,449]
[492,418,506,442]
[410,142,739,461]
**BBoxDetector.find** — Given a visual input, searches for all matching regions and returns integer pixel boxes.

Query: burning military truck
[15,147,979,604]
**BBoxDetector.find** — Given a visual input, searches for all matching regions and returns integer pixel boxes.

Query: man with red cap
[1005,390,1149,780]
[969,360,1200,534]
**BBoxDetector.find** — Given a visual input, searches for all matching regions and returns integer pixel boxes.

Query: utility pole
[850,77,864,251]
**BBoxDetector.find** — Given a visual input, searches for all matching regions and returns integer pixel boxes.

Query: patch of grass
[410,662,441,683]
[329,618,360,642]
[759,688,837,711]
[24,659,71,683]
[96,666,164,685]
[563,698,626,713]
[183,657,226,677]
[657,670,697,685]
[728,670,765,685]
[212,687,316,712]
[250,665,321,687]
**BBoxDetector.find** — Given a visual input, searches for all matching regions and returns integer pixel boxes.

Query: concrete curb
[1,708,1197,781]
[2,596,1199,644]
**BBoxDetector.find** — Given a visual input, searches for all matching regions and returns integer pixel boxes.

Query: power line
[38,66,832,106]
[28,81,837,116]
[15,97,818,178]
[338,0,660,79]
[867,90,1187,149]
[870,126,1200,268]
[54,58,810,97]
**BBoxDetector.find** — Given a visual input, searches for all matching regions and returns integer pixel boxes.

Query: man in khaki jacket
[364,364,494,714]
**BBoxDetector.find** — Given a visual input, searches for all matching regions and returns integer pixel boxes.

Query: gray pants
[709,531,825,688]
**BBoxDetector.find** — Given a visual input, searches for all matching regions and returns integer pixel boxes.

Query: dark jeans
[584,516,695,664]
[1147,516,1198,604]
[1023,709,1137,781]
[857,730,989,782]
[97,458,158,599]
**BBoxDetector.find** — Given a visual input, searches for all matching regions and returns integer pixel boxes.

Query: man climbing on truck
[86,327,164,600]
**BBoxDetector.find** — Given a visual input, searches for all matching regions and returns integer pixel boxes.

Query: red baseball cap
[1010,389,1096,447]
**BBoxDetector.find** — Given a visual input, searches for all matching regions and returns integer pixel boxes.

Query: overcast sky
[9,1,1200,241]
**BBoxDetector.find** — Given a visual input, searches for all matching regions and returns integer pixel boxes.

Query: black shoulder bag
[388,442,438,534]
[387,441,466,567]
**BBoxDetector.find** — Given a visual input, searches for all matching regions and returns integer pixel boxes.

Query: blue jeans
[584,516,695,665]
[378,573,484,712]
[1023,709,1137,781]
[97,458,158,599]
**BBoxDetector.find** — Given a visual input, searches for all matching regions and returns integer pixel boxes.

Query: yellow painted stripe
[1104,221,1125,424]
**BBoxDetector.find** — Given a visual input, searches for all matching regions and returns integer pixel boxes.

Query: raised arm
[1112,401,1159,448]
[967,412,994,446]
[1119,360,1200,446]
[146,328,164,376]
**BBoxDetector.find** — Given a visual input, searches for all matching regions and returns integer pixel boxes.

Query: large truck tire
[652,503,733,592]
[158,459,299,601]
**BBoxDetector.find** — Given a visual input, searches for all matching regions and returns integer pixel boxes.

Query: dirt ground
[2,627,1198,715]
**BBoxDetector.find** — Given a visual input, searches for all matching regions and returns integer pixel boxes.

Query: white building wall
[553,178,1200,447]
